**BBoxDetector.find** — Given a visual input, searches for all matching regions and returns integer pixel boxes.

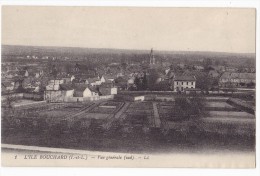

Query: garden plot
[101,101,123,107]
[89,101,123,114]
[205,102,233,108]
[89,106,117,114]
[35,102,95,119]
[77,113,110,120]
[38,108,79,119]
[208,111,255,119]
[128,102,153,109]
[200,118,255,136]
[124,114,150,127]
[125,109,152,115]
[205,101,238,111]
[122,102,154,127]
[157,102,181,121]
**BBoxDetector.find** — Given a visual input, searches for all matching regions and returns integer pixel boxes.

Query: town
[1,45,256,153]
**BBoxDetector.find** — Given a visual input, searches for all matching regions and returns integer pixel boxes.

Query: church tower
[149,48,155,65]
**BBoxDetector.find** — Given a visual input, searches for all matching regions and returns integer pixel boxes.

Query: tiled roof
[174,75,196,81]
[100,82,113,88]
[74,85,89,91]
[60,84,74,91]
[74,85,98,93]
[88,86,99,93]
[87,77,100,83]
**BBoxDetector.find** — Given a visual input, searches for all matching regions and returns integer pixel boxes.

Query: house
[114,76,128,90]
[219,72,255,87]
[99,83,118,95]
[60,84,74,97]
[46,78,64,91]
[44,90,63,102]
[48,79,64,85]
[73,74,94,84]
[87,77,102,86]
[74,86,99,97]
[102,75,115,82]
[172,75,196,92]
[57,75,75,84]
[44,84,74,102]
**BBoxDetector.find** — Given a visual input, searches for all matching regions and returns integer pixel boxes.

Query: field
[1,97,256,154]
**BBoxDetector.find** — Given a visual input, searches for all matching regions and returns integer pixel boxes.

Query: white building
[46,79,64,91]
[74,86,99,97]
[172,75,196,92]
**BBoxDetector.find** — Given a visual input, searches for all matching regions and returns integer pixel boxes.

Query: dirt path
[114,102,130,119]
[63,102,98,119]
[152,102,161,128]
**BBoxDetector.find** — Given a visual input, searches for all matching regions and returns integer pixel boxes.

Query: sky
[2,6,256,53]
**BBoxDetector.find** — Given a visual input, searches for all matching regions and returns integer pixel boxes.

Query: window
[187,82,188,85]
[191,87,193,88]
[182,82,183,85]
[177,82,178,85]
[191,82,194,85]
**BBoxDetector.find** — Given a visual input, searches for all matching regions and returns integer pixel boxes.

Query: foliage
[147,69,160,91]
[174,95,207,121]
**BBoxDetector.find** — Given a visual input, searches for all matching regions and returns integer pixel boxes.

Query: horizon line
[1,44,256,55]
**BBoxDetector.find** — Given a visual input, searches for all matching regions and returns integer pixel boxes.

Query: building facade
[172,76,196,92]
[219,72,256,87]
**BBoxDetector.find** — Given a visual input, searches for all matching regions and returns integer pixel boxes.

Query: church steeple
[150,48,155,65]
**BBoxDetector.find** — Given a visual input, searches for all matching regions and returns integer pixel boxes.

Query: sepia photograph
[1,6,256,168]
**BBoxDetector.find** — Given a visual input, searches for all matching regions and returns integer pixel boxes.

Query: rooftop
[174,75,196,81]
[220,72,255,80]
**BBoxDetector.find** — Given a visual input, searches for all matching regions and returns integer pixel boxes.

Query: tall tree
[147,69,159,91]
